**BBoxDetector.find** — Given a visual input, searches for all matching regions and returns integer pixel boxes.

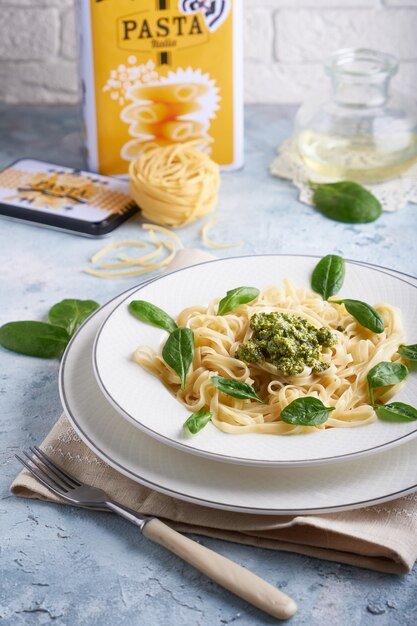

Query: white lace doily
[270,138,417,212]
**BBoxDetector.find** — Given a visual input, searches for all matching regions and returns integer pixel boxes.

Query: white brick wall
[0,0,415,104]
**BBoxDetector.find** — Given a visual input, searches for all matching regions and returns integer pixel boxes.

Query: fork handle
[143,518,297,621]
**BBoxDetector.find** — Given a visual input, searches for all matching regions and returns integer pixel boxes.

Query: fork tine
[22,450,69,493]
[16,454,70,501]
[30,446,80,488]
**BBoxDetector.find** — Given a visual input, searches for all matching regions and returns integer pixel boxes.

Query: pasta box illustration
[79,0,243,175]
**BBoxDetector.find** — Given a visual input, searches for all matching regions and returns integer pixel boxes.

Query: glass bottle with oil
[294,49,417,183]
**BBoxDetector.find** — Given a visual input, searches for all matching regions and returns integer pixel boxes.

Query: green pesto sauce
[236,312,335,376]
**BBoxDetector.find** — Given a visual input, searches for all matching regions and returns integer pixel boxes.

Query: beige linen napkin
[11,250,417,575]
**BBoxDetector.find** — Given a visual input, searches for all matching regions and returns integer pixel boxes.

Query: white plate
[59,263,417,514]
[93,255,417,467]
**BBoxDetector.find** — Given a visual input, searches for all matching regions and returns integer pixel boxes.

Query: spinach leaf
[333,299,384,334]
[311,255,345,300]
[376,402,417,422]
[0,321,70,359]
[211,376,265,403]
[367,361,408,404]
[162,327,194,389]
[311,181,382,223]
[399,344,417,362]
[48,299,100,336]
[184,408,213,434]
[280,397,335,426]
[129,300,177,334]
[217,287,260,316]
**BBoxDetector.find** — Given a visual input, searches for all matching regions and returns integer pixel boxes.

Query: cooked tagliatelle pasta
[133,281,406,435]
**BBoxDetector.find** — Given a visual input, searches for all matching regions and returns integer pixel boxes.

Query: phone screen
[0,159,139,236]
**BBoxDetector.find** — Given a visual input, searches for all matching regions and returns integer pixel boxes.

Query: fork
[16,447,297,621]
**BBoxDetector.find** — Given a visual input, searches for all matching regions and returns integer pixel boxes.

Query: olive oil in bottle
[297,128,417,183]
[294,49,417,183]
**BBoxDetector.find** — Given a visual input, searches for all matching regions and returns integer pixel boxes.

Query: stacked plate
[59,255,417,515]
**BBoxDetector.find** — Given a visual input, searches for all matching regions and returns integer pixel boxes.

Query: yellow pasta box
[79,0,243,175]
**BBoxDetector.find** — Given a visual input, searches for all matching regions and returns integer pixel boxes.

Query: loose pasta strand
[84,223,183,278]
[90,240,146,264]
[201,216,243,249]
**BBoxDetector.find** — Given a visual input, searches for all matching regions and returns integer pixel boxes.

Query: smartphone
[0,158,139,236]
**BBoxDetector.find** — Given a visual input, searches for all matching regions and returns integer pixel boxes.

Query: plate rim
[58,260,417,514]
[92,254,417,468]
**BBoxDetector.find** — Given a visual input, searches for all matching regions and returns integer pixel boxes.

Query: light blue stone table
[1,103,417,625]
